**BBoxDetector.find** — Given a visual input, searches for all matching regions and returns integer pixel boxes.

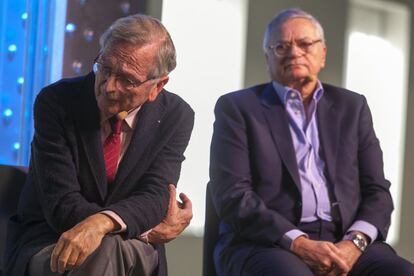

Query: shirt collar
[100,106,141,130]
[124,107,140,129]
[272,80,324,105]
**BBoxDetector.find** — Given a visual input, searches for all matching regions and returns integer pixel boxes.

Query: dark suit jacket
[209,82,393,275]
[5,72,194,276]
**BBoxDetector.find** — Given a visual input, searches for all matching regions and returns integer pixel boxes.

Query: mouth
[285,63,305,68]
[101,91,119,102]
[106,97,118,102]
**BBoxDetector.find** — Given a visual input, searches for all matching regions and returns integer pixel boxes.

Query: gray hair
[263,8,326,52]
[99,14,176,78]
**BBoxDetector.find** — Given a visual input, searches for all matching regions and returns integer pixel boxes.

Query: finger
[66,250,80,271]
[179,192,192,209]
[329,251,350,273]
[327,243,343,255]
[75,253,88,269]
[318,257,333,272]
[57,246,73,274]
[168,184,177,211]
[179,193,193,222]
[50,241,65,272]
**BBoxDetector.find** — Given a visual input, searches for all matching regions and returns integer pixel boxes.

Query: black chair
[0,165,28,274]
[202,182,220,276]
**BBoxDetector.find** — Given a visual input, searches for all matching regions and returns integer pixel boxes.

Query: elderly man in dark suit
[5,14,194,276]
[209,8,413,276]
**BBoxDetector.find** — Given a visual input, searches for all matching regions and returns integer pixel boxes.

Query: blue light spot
[3,109,13,117]
[21,12,28,20]
[18,77,24,84]
[8,44,17,52]
[13,142,21,150]
[66,23,76,33]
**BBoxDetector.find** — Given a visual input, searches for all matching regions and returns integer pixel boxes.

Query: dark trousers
[241,220,414,276]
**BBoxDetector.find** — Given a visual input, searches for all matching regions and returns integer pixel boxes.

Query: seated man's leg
[28,244,59,276]
[350,242,414,276]
[241,246,314,276]
[28,235,158,276]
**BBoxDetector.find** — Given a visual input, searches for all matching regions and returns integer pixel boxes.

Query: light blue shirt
[272,81,378,249]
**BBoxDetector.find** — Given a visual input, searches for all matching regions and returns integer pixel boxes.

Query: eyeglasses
[93,61,154,92]
[269,39,323,57]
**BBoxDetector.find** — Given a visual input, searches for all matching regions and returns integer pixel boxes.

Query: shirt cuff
[100,210,127,233]
[279,229,308,250]
[344,220,378,244]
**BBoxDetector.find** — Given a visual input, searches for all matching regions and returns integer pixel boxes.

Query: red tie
[103,118,123,183]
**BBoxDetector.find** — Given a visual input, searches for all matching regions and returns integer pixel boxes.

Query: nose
[103,74,117,93]
[287,44,303,57]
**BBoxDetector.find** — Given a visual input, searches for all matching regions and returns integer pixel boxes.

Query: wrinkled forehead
[100,42,156,75]
[100,43,138,65]
[275,18,320,41]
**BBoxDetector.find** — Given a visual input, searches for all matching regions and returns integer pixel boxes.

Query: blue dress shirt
[272,81,378,249]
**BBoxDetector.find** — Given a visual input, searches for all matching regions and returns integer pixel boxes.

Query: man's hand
[50,213,117,273]
[147,184,192,244]
[327,239,363,276]
[291,236,351,275]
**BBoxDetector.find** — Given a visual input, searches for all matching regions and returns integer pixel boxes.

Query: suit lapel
[75,73,107,201]
[317,84,339,185]
[260,83,301,192]
[112,94,166,191]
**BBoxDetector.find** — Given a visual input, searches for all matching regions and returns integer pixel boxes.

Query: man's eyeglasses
[269,39,323,57]
[93,61,154,92]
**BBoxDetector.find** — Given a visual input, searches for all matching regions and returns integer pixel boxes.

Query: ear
[148,76,169,102]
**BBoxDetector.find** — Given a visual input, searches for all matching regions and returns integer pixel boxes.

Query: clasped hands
[50,184,192,274]
[292,235,363,276]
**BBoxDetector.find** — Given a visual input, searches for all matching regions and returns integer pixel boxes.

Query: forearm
[81,213,118,234]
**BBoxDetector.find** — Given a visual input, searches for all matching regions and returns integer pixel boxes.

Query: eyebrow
[276,37,316,43]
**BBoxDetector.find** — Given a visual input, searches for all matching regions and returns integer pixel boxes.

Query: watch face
[352,234,367,251]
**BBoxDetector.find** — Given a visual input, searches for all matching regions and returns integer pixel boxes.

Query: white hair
[263,8,326,52]
[100,14,176,78]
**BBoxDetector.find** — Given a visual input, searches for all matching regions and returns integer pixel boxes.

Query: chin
[100,104,119,115]
[289,71,311,80]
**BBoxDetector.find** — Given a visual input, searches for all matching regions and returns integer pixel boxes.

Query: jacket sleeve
[209,95,298,246]
[31,88,103,233]
[354,96,393,240]
[105,100,195,238]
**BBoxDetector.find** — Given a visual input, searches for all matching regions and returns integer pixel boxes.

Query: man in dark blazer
[209,8,413,276]
[5,14,194,276]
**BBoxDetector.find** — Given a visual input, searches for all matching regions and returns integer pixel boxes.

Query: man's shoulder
[322,82,364,100]
[37,73,94,101]
[223,82,270,98]
[321,83,370,116]
[157,89,194,115]
[216,82,271,107]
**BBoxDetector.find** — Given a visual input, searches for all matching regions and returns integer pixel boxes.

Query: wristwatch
[346,233,368,252]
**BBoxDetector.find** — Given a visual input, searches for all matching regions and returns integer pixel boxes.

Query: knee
[390,258,414,276]
[375,257,414,276]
